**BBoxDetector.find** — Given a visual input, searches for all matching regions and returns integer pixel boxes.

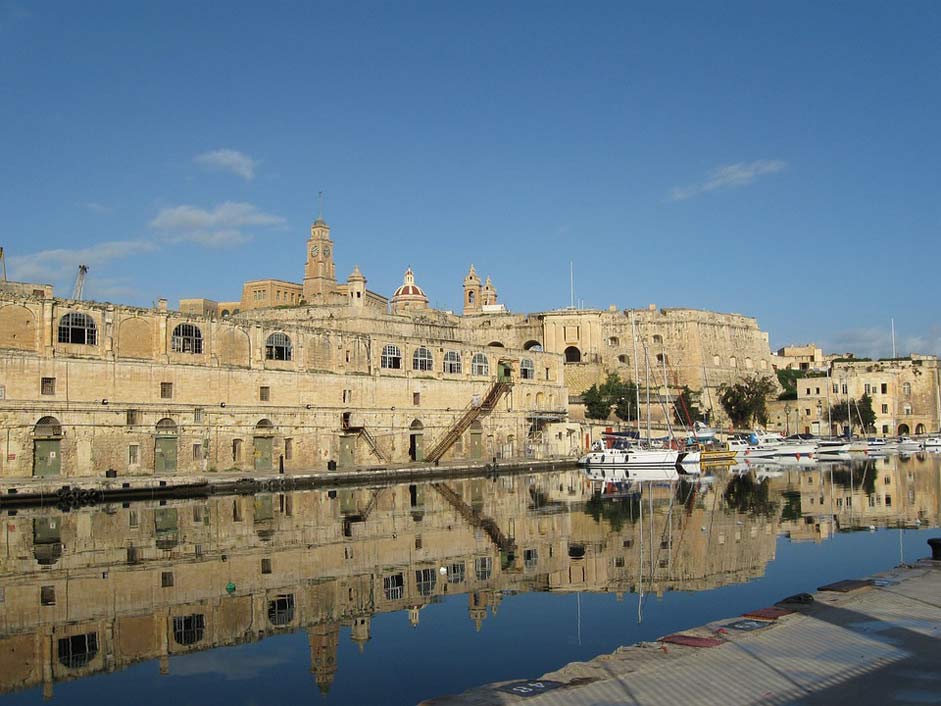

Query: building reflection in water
[0,454,938,698]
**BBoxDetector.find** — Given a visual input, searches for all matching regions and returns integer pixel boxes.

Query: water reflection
[0,455,938,700]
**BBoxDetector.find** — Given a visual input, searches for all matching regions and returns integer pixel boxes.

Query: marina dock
[423,550,941,706]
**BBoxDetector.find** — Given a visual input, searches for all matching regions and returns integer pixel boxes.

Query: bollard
[928,538,941,561]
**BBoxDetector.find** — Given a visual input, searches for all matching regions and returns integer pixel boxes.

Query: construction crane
[72,265,88,300]
[0,247,6,282]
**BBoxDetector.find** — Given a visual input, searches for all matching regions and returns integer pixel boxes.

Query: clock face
[310,245,319,258]
[323,246,331,258]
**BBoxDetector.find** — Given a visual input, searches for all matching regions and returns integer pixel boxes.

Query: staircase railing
[431,483,516,555]
[424,381,513,463]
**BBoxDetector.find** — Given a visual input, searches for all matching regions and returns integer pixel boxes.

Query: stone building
[793,356,941,436]
[0,210,782,478]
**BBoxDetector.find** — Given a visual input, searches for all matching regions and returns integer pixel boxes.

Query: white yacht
[924,436,941,448]
[897,437,924,452]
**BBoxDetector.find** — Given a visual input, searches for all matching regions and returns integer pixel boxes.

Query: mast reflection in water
[0,454,938,705]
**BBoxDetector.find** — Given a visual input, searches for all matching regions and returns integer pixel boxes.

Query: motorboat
[897,437,924,452]
[924,436,941,448]
[817,439,851,454]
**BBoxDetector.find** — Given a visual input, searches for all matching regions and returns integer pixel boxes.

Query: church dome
[391,267,429,312]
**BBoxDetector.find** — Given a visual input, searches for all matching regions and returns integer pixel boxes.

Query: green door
[155,437,178,474]
[254,436,273,471]
[339,436,355,468]
[469,432,483,460]
[33,439,61,477]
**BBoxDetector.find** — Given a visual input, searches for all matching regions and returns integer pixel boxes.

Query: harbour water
[0,453,938,705]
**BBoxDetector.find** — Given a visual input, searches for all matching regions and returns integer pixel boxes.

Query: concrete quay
[423,554,941,706]
[0,457,577,508]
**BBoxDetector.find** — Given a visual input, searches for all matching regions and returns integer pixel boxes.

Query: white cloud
[822,325,941,359]
[6,240,155,285]
[668,160,787,202]
[193,148,258,180]
[149,201,284,248]
[86,201,112,214]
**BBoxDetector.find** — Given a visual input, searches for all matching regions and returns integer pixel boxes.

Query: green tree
[673,385,702,426]
[717,375,776,429]
[581,383,611,420]
[858,393,876,433]
[829,394,876,434]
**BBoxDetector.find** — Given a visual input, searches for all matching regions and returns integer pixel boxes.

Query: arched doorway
[468,420,483,460]
[409,419,424,462]
[898,424,910,436]
[155,418,178,474]
[523,340,543,352]
[33,416,62,477]
[254,419,274,471]
[915,423,926,435]
[564,346,581,363]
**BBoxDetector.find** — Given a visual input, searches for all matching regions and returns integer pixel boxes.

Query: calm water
[1,453,939,705]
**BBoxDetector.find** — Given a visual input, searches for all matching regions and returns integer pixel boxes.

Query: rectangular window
[882,404,888,414]
[126,409,141,425]
[284,438,293,460]
[192,443,202,461]
[261,558,272,574]
[232,439,242,462]
[342,389,352,403]
[881,383,888,394]
[128,444,139,466]
[161,571,174,588]
[259,386,270,401]
[41,586,56,606]
[413,392,420,406]
[194,408,203,423]
[841,384,847,394]
[128,510,139,528]
[864,384,871,394]
[832,384,838,394]
[41,377,55,396]
[882,424,889,434]
[815,387,820,395]
[160,382,173,399]
[805,408,811,416]
[805,387,810,395]
[545,368,550,381]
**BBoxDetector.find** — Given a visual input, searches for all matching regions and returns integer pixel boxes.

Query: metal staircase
[431,482,516,555]
[344,425,388,462]
[424,381,512,463]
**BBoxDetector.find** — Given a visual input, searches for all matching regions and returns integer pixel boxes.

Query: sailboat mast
[644,344,652,444]
[631,313,641,430]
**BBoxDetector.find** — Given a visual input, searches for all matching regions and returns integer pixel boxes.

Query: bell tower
[303,206,337,304]
[463,264,481,315]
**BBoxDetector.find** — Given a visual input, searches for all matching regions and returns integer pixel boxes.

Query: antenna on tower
[317,191,325,222]
[0,247,7,282]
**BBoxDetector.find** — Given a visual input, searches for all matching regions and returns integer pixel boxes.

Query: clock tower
[303,216,337,304]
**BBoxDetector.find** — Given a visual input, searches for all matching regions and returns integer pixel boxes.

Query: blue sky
[2,1,940,358]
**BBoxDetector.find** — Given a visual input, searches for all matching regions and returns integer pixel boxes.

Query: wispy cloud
[822,325,941,359]
[86,201,113,214]
[150,201,285,248]
[668,160,786,202]
[193,148,258,180]
[7,240,156,285]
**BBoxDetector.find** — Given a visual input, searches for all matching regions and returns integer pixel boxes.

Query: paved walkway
[423,558,941,706]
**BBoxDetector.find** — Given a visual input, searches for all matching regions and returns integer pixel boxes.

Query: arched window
[471,353,489,376]
[265,333,292,361]
[155,418,177,434]
[617,354,629,365]
[255,418,274,432]
[381,344,402,369]
[172,614,205,646]
[34,416,62,437]
[487,341,504,348]
[729,356,737,368]
[467,291,475,304]
[412,347,433,371]
[713,355,720,366]
[745,357,753,369]
[523,340,543,352]
[564,346,581,363]
[443,350,462,374]
[171,324,203,354]
[220,309,230,318]
[58,633,98,669]
[902,382,911,396]
[268,595,295,626]
[520,359,535,380]
[57,313,97,345]
[656,353,667,365]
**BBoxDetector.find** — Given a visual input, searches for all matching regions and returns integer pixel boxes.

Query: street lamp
[784,404,791,436]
